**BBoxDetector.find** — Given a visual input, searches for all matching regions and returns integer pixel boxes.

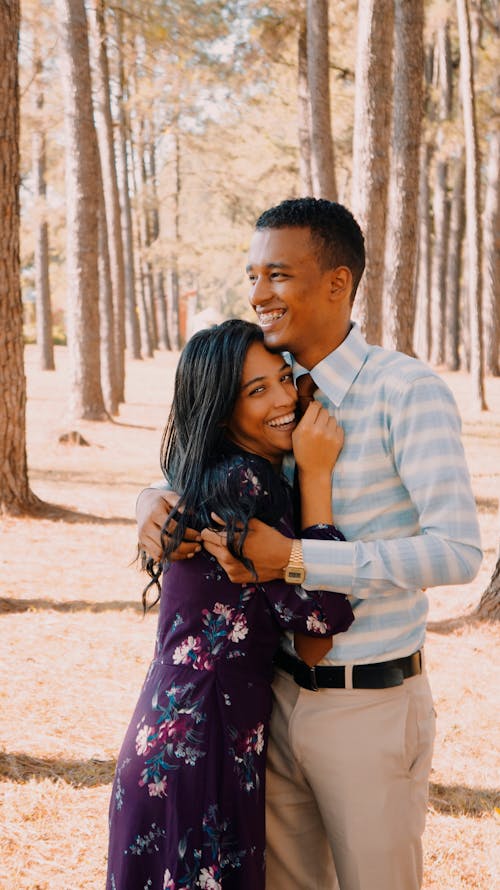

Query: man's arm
[136,487,201,562]
[202,375,482,593]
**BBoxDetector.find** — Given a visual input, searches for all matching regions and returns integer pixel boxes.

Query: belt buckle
[309,665,319,692]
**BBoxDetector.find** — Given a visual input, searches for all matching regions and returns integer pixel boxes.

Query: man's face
[246,226,341,369]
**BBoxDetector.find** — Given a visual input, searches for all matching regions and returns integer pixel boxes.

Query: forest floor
[0,344,499,890]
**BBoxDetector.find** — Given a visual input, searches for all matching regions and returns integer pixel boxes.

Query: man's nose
[249,275,271,307]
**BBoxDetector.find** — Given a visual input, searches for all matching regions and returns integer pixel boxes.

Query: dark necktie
[296,372,317,416]
[293,370,334,665]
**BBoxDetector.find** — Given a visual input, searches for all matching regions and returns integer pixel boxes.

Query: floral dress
[106,453,353,890]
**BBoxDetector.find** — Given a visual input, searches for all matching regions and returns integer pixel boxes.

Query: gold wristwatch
[284,539,306,584]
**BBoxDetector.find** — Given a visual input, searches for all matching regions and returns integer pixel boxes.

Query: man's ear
[329,266,353,302]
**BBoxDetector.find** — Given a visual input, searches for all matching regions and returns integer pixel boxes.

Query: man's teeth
[268,413,295,428]
[259,310,285,325]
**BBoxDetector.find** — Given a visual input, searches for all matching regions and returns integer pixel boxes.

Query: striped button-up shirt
[288,322,482,665]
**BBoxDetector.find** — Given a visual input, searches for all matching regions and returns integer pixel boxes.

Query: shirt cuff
[302,538,355,596]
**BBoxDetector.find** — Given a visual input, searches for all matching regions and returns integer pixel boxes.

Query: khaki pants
[265,665,436,890]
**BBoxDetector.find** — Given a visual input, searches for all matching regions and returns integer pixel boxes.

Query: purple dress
[107,454,353,890]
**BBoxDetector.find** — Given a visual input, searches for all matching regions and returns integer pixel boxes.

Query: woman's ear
[329,266,353,302]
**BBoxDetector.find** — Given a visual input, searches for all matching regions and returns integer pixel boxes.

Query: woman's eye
[281,373,293,383]
[249,385,265,396]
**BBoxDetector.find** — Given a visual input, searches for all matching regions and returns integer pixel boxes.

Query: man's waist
[274,647,423,691]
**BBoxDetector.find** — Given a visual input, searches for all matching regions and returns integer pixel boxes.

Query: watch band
[284,539,306,584]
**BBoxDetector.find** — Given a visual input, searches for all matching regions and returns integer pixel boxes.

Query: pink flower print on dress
[148,776,168,797]
[228,612,248,643]
[163,868,176,889]
[172,635,202,665]
[198,865,222,890]
[135,724,154,756]
[306,610,329,634]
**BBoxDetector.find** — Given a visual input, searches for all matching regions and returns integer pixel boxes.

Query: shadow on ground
[0,752,498,816]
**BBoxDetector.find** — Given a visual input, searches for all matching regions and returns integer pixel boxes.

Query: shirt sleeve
[302,375,482,597]
[261,523,354,637]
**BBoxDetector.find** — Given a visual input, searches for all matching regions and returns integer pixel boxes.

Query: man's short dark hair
[256,197,366,301]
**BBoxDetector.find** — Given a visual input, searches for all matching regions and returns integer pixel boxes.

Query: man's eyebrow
[241,363,290,391]
[245,261,291,273]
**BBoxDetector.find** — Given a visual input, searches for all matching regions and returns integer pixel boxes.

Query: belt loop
[344,664,353,690]
[309,665,319,691]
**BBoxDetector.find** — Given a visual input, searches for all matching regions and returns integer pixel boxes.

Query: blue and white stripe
[291,323,482,665]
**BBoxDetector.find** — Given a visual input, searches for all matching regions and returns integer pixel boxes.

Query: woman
[106,320,353,890]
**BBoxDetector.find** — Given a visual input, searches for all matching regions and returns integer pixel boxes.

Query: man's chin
[262,330,287,353]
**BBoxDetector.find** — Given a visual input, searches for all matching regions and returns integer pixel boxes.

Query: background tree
[56,0,106,420]
[351,0,393,345]
[456,0,486,410]
[383,0,424,353]
[307,0,337,199]
[32,52,55,372]
[0,0,40,513]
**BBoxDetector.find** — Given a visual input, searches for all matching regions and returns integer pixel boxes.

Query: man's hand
[136,487,201,562]
[200,517,293,583]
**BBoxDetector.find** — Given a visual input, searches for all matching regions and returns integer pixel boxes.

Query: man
[136,198,482,890]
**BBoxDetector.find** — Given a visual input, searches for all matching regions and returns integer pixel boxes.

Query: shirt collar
[291,322,369,408]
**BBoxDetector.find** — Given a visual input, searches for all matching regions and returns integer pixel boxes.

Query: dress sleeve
[260,523,354,638]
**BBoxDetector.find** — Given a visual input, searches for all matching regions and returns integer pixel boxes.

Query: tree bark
[414,141,432,360]
[383,0,424,354]
[56,0,106,420]
[0,0,40,513]
[89,0,126,402]
[475,555,500,619]
[444,152,466,370]
[307,0,337,200]
[456,0,487,409]
[97,179,118,415]
[114,8,141,361]
[482,125,500,376]
[429,23,452,367]
[297,14,313,196]
[351,0,393,345]
[32,55,55,372]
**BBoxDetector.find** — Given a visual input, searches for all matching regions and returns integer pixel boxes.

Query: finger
[181,526,202,543]
[200,527,229,546]
[169,541,202,561]
[140,537,163,562]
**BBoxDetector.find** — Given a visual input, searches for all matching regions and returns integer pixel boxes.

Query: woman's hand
[292,402,344,477]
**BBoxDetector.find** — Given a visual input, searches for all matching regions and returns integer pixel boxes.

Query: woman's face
[226,341,297,466]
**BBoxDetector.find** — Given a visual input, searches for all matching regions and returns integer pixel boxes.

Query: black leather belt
[274,648,422,691]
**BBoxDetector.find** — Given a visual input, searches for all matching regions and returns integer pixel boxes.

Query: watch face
[286,567,305,583]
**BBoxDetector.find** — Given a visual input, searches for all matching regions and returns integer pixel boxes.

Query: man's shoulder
[365,344,447,391]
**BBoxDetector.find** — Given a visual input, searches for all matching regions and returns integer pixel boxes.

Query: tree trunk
[0,0,40,513]
[456,0,487,409]
[414,141,432,360]
[429,158,450,365]
[429,23,452,367]
[307,0,337,200]
[383,0,424,354]
[297,15,313,196]
[89,0,126,402]
[351,0,393,345]
[482,125,499,376]
[444,152,466,370]
[164,128,181,350]
[32,55,55,371]
[97,180,118,415]
[56,0,106,420]
[475,556,500,619]
[114,8,141,361]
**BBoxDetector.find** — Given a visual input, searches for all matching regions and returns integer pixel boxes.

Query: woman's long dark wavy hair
[143,319,289,610]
